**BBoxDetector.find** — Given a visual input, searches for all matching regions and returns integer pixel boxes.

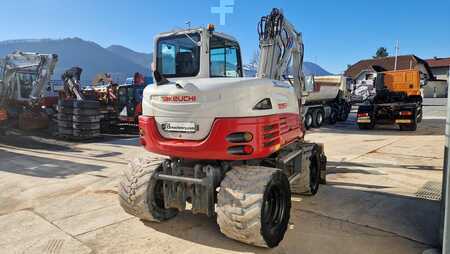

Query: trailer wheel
[118,156,178,222]
[358,122,375,130]
[399,117,417,131]
[399,123,417,131]
[329,108,338,124]
[312,109,324,128]
[417,107,423,123]
[338,108,349,122]
[217,166,291,248]
[304,111,313,130]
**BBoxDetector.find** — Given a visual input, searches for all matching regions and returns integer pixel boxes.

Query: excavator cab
[154,26,243,79]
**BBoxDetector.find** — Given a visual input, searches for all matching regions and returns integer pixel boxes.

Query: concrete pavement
[0,101,445,253]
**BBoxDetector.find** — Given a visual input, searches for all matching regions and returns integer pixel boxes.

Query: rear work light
[228,145,254,155]
[253,98,272,110]
[399,111,413,116]
[226,132,253,143]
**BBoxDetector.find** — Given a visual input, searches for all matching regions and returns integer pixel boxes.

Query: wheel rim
[262,184,287,231]
[317,113,323,125]
[306,114,312,127]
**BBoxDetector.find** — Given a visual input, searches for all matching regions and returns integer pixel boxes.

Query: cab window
[157,33,201,77]
[210,35,242,77]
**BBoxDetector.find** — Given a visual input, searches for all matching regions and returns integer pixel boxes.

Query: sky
[1,0,449,73]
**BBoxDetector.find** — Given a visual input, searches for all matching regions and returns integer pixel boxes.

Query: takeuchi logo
[162,95,197,102]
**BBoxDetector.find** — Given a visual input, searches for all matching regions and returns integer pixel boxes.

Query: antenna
[185,21,191,30]
[394,40,399,70]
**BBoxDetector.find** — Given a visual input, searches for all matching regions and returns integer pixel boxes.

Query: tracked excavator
[118,8,327,247]
[0,51,58,132]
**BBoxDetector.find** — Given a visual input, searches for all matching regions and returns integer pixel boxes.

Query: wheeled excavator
[0,51,58,132]
[118,8,326,248]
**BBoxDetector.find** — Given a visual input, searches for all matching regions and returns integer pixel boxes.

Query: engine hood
[142,77,298,140]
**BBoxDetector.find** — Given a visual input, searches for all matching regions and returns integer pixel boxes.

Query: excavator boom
[257,8,305,99]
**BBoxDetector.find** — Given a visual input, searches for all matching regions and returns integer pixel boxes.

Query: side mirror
[303,75,315,95]
[152,62,169,86]
[153,70,170,86]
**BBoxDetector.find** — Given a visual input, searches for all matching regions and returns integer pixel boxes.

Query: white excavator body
[120,9,326,248]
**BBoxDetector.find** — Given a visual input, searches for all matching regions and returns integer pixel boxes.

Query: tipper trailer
[303,75,352,129]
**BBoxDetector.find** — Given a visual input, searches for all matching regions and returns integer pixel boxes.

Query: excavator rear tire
[217,166,291,248]
[118,156,178,222]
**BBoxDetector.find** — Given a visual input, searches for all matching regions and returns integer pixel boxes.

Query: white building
[424,57,449,98]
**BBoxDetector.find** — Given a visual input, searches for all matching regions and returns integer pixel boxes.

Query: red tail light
[227,145,254,155]
[399,111,412,116]
[357,113,369,117]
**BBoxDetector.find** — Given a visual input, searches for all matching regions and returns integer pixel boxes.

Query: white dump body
[304,75,349,104]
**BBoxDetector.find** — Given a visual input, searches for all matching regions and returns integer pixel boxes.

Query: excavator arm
[61,67,84,100]
[257,8,305,99]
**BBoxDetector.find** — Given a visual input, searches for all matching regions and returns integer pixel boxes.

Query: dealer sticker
[161,122,198,133]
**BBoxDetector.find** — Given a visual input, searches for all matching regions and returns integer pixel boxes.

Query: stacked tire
[73,100,101,139]
[100,106,119,133]
[57,100,101,140]
[57,100,74,138]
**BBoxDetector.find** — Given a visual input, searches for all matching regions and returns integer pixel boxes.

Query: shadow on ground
[313,116,444,137]
[0,128,140,151]
[328,160,442,172]
[0,148,105,178]
[138,185,439,253]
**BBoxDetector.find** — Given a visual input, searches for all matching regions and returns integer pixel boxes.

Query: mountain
[243,62,332,77]
[303,62,332,76]
[107,45,152,70]
[0,37,330,82]
[0,38,151,83]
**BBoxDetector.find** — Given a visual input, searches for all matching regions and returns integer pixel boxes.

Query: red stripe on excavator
[139,113,303,160]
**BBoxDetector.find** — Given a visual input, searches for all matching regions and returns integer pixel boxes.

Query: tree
[373,47,389,59]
